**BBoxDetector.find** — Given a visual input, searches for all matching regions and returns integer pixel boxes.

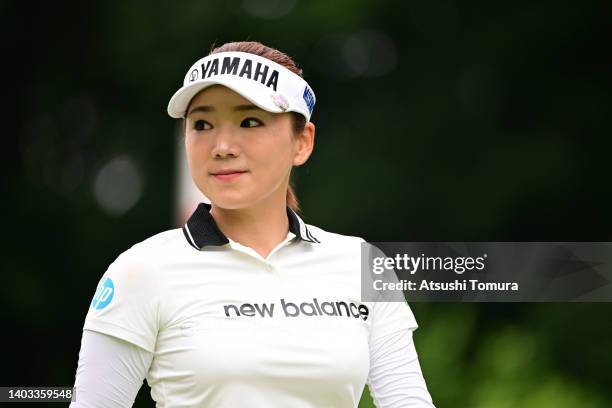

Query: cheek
[250,126,295,164]
[250,138,294,178]
[186,132,209,154]
[185,136,210,171]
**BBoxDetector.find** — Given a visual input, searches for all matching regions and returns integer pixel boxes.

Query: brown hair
[186,41,307,213]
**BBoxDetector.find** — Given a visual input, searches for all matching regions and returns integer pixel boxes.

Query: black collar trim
[182,202,320,250]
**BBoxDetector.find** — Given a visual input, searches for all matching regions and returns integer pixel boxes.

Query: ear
[293,121,315,166]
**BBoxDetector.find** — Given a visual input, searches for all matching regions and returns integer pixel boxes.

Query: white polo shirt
[83,203,418,407]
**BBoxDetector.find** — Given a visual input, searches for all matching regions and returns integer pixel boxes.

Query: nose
[210,124,240,159]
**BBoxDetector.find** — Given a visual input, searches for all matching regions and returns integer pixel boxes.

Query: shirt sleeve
[359,238,418,342]
[368,300,419,343]
[367,328,436,408]
[70,329,153,408]
[83,246,160,353]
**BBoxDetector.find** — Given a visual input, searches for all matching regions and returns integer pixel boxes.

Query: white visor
[167,51,316,121]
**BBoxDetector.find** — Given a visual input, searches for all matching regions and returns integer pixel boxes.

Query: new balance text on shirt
[223,298,370,321]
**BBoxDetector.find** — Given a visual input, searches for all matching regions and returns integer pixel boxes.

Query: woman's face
[184,85,313,210]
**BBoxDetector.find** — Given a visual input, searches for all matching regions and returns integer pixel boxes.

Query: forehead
[190,84,250,106]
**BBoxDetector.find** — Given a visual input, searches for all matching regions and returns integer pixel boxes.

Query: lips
[211,169,247,176]
[210,169,247,181]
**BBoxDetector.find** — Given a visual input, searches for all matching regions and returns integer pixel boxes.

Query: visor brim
[167,77,283,118]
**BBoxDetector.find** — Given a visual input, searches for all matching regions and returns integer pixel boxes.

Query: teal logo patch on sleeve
[90,277,115,310]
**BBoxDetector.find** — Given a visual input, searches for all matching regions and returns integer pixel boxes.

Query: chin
[207,193,253,210]
[204,185,282,211]
[211,201,247,211]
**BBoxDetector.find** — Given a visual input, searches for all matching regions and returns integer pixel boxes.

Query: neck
[210,197,290,259]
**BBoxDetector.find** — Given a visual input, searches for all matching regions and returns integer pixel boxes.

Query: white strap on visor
[167,51,316,121]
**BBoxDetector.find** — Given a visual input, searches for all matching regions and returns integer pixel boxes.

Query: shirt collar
[182,202,320,250]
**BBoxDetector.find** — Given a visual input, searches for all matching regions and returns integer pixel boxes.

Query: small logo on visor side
[272,94,289,110]
[302,86,315,114]
[189,69,199,82]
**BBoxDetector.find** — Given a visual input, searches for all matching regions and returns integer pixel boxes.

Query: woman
[71,41,436,408]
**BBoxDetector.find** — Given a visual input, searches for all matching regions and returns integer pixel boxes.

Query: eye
[193,119,212,131]
[240,118,263,128]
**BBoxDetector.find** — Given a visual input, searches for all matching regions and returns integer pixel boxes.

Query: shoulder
[95,228,187,297]
[306,223,366,247]
[110,228,186,269]
[130,228,186,252]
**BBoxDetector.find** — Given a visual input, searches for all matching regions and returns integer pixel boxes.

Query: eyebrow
[186,104,261,116]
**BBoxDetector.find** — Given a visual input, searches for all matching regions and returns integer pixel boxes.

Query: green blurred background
[3,0,611,406]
